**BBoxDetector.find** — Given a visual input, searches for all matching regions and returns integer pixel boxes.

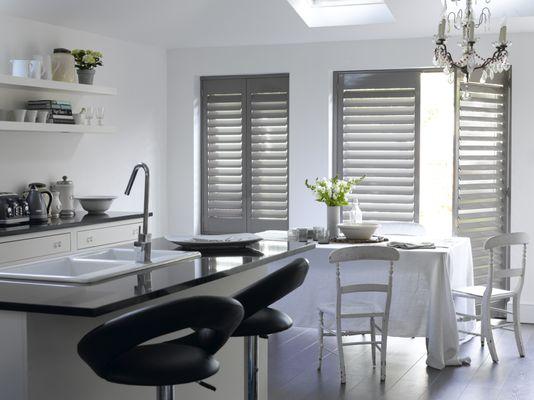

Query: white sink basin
[75,248,185,262]
[0,248,201,285]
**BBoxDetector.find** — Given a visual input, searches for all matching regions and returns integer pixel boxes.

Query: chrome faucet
[125,163,151,263]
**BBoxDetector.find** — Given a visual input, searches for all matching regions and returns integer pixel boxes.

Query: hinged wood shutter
[201,75,289,234]
[247,77,289,232]
[335,71,420,222]
[453,70,511,285]
[201,78,246,233]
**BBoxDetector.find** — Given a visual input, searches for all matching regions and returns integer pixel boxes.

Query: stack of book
[27,100,75,124]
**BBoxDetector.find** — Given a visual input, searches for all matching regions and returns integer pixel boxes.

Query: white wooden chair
[453,232,529,363]
[317,246,399,383]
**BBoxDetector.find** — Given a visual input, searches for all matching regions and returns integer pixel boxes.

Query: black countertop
[0,238,315,317]
[0,212,148,238]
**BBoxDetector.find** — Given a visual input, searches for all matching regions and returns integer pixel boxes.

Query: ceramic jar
[51,48,76,83]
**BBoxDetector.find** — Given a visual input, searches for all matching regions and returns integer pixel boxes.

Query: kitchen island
[0,237,314,400]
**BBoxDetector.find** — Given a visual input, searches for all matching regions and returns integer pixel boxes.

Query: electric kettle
[25,184,52,224]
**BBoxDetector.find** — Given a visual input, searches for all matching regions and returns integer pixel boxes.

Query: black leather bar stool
[78,296,244,400]
[232,258,310,400]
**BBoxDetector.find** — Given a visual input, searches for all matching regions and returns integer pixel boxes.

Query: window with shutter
[334,71,421,222]
[201,75,289,234]
[453,71,511,285]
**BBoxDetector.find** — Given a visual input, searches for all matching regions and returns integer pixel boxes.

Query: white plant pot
[327,206,340,239]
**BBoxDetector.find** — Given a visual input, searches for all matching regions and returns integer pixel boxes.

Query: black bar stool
[78,296,244,400]
[232,258,310,400]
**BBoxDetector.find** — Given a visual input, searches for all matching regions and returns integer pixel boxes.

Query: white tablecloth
[266,235,475,370]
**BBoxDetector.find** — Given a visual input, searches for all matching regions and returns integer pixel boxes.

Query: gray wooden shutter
[453,70,511,285]
[335,71,420,222]
[201,78,247,234]
[247,76,289,232]
[201,75,289,234]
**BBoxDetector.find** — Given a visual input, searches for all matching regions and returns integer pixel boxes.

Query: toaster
[0,193,30,226]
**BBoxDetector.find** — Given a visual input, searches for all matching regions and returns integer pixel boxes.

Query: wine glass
[85,106,94,126]
[96,107,105,126]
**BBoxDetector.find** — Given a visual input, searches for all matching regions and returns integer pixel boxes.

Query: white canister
[51,176,75,218]
[51,48,76,83]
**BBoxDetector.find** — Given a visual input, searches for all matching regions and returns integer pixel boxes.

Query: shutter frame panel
[202,75,289,234]
[453,70,511,285]
[335,71,421,223]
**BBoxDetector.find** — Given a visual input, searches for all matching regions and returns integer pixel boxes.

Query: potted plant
[305,175,365,238]
[71,49,103,85]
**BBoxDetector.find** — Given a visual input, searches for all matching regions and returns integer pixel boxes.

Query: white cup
[73,113,84,125]
[36,110,49,123]
[11,109,27,122]
[25,110,38,123]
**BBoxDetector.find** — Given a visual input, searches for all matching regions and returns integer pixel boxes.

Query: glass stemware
[85,106,94,126]
[96,107,105,126]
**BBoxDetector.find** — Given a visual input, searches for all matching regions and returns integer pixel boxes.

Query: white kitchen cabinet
[0,233,71,265]
[77,223,141,250]
[0,218,143,267]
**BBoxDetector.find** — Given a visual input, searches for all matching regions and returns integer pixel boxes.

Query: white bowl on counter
[338,223,380,240]
[75,196,117,214]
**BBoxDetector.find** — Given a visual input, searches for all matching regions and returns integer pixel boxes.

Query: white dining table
[262,232,476,370]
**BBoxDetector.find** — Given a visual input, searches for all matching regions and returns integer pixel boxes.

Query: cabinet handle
[86,236,94,243]
[53,241,62,249]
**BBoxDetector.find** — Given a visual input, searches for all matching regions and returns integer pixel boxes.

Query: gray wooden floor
[268,324,534,400]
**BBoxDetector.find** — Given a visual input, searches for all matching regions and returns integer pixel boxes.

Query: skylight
[287,0,394,28]
[311,0,385,8]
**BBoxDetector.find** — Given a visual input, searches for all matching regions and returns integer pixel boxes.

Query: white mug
[29,60,42,80]
[10,60,32,78]
[37,55,52,80]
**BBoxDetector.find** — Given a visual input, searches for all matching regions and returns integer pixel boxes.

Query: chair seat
[232,307,293,337]
[453,285,514,299]
[104,343,219,386]
[318,301,384,317]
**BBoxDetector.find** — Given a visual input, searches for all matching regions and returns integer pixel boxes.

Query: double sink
[0,248,201,285]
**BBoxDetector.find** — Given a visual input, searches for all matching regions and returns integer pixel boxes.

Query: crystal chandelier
[433,0,511,83]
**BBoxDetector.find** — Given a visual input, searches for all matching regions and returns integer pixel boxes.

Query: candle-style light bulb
[499,17,508,44]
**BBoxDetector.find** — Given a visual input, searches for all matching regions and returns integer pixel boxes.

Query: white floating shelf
[0,121,115,134]
[0,74,117,96]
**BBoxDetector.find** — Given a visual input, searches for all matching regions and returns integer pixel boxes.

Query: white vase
[327,206,340,239]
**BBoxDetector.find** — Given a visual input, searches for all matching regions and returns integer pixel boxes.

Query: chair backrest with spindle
[329,246,400,318]
[483,232,529,299]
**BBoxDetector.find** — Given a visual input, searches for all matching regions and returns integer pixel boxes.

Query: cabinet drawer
[0,233,71,265]
[77,223,141,250]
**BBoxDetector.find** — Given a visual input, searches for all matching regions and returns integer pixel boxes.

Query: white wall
[0,15,167,235]
[166,34,534,319]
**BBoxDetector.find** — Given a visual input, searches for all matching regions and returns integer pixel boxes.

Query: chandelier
[433,0,511,83]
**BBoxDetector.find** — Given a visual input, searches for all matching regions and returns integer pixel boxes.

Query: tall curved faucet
[125,163,151,263]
